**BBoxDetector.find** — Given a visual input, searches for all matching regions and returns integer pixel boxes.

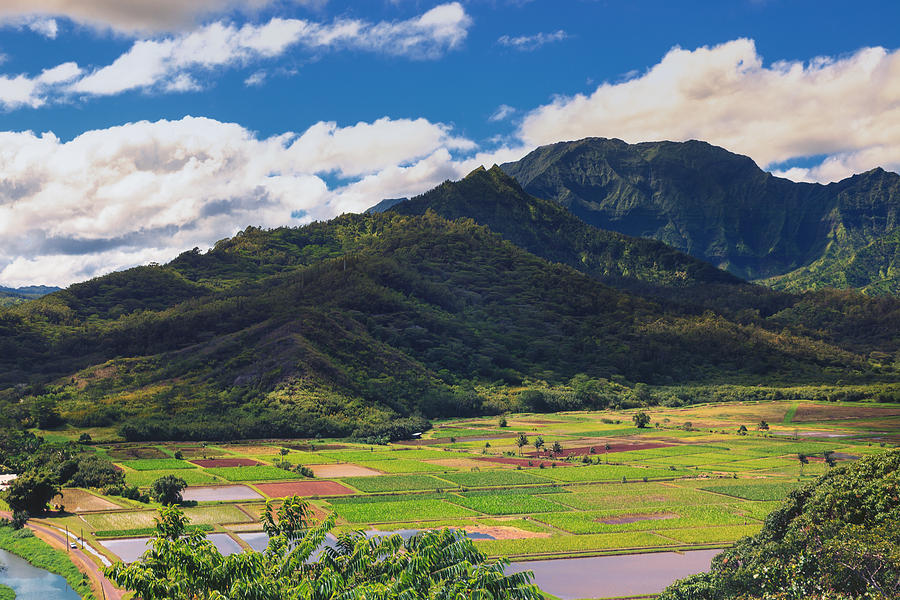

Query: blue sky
[1,0,899,286]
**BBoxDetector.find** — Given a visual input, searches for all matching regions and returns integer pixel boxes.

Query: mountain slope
[389,165,741,294]
[1,210,893,441]
[502,138,900,293]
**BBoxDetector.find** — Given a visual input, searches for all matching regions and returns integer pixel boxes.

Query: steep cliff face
[502,138,900,292]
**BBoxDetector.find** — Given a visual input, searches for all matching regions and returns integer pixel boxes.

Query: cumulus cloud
[0,0,323,34]
[518,39,900,181]
[58,4,470,97]
[0,115,483,287]
[0,62,81,109]
[497,29,566,51]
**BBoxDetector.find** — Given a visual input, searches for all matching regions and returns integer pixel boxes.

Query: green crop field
[117,458,195,471]
[535,505,749,535]
[551,482,731,511]
[182,505,253,525]
[355,459,455,473]
[329,498,478,523]
[436,470,552,487]
[539,464,687,483]
[475,531,670,557]
[204,466,298,481]
[124,468,221,487]
[85,511,158,531]
[661,524,763,544]
[447,493,569,515]
[340,474,458,492]
[701,481,801,501]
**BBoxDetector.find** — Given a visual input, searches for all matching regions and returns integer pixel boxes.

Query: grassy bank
[0,526,95,600]
[0,584,15,600]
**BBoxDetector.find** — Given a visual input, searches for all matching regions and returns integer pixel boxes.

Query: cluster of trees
[0,430,124,516]
[107,497,541,600]
[660,449,900,600]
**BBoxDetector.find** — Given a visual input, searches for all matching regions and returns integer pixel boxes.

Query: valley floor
[18,400,900,600]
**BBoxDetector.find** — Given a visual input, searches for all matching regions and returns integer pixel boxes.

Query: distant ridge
[501,137,900,294]
[0,285,61,306]
[365,197,408,214]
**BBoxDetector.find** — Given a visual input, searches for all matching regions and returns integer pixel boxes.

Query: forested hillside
[502,138,900,294]
[1,176,899,442]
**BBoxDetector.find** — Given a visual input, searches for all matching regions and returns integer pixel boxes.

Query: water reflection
[0,548,81,600]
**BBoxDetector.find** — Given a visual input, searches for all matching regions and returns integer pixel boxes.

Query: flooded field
[507,549,720,599]
[181,485,263,502]
[101,533,244,563]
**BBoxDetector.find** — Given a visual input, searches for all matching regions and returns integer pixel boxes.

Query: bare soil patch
[191,458,262,468]
[792,404,900,422]
[286,443,350,451]
[309,464,382,478]
[56,488,120,512]
[174,445,226,458]
[219,444,282,455]
[107,446,168,460]
[597,513,678,525]
[255,480,355,497]
[464,525,549,540]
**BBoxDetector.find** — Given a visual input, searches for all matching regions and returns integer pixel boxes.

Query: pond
[0,548,81,600]
[507,549,721,599]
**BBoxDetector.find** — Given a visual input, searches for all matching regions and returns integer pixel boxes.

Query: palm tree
[515,433,529,456]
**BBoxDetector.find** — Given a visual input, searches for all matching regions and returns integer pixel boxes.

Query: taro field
[40,399,900,572]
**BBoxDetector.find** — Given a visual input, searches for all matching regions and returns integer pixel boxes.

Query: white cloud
[0,0,324,34]
[497,29,567,51]
[518,39,900,182]
[489,104,516,122]
[67,4,470,97]
[26,17,58,38]
[0,115,483,287]
[244,70,267,86]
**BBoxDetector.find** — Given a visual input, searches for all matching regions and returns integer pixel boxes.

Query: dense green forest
[1,169,900,441]
[502,138,900,294]
[660,449,900,600]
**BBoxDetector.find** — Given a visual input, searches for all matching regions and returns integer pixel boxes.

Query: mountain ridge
[501,137,900,293]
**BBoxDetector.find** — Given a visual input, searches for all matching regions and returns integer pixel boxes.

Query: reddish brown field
[524,441,675,458]
[255,480,355,497]
[792,403,900,422]
[191,458,261,467]
[473,456,571,467]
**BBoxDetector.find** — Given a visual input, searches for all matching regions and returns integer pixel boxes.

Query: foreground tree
[107,497,541,600]
[150,475,187,505]
[659,449,900,600]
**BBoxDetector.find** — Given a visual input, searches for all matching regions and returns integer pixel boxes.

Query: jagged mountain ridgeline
[501,138,900,294]
[2,165,900,440]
